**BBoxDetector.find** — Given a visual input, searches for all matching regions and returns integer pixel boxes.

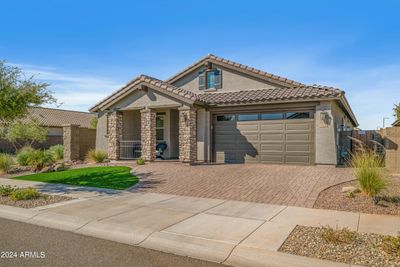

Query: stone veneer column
[140,109,156,161]
[63,124,80,161]
[179,107,197,163]
[107,111,123,160]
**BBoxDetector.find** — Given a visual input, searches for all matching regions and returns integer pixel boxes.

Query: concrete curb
[0,205,39,222]
[225,246,349,267]
[140,231,235,263]
[0,190,399,267]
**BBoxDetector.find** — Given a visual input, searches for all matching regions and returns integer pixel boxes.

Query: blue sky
[1,0,399,129]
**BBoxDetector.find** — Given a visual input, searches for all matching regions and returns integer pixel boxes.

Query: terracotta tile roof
[198,85,343,105]
[139,75,198,101]
[393,119,400,127]
[90,75,198,111]
[166,54,304,87]
[28,107,95,128]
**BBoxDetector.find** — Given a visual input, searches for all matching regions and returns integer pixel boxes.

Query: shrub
[49,145,64,161]
[136,157,145,165]
[87,149,108,163]
[382,235,400,256]
[350,151,386,198]
[10,187,41,201]
[28,150,54,172]
[0,185,16,197]
[16,146,35,166]
[0,154,14,173]
[320,226,356,244]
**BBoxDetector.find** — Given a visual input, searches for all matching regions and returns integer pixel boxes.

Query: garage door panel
[215,143,237,150]
[286,144,312,153]
[240,133,259,142]
[244,154,259,162]
[260,143,284,152]
[236,142,259,151]
[215,135,236,144]
[214,125,235,132]
[285,154,311,165]
[285,133,312,142]
[259,154,284,164]
[285,122,313,131]
[260,123,284,131]
[214,114,314,165]
[260,133,284,141]
[237,123,259,131]
[216,151,239,163]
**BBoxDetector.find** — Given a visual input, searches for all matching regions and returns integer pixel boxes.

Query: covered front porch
[107,106,197,163]
[91,76,203,164]
[118,108,180,160]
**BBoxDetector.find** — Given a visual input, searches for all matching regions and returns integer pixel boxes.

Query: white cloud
[9,62,123,112]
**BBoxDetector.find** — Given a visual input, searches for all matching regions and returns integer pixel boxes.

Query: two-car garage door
[214,112,315,165]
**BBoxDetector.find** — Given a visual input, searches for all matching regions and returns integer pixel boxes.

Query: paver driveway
[130,163,354,207]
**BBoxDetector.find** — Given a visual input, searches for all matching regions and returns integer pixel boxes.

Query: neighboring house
[90,54,358,165]
[0,107,94,153]
[393,119,400,127]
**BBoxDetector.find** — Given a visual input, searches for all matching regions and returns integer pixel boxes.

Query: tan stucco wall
[172,65,280,94]
[196,108,211,162]
[95,111,108,151]
[331,101,355,130]
[315,101,337,165]
[109,89,182,110]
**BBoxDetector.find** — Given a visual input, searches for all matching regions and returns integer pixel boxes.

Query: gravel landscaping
[314,175,400,215]
[279,225,400,267]
[0,194,72,209]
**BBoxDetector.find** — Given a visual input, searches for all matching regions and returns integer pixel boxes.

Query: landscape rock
[341,186,359,193]
[40,166,54,173]
[54,163,65,172]
[7,166,31,174]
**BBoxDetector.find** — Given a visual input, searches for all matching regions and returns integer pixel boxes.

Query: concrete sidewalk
[0,181,399,266]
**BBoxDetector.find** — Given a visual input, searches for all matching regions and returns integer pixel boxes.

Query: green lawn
[13,166,138,190]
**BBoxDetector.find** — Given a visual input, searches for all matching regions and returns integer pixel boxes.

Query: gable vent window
[199,69,222,90]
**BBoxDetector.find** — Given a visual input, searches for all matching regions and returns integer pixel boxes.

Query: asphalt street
[0,217,225,267]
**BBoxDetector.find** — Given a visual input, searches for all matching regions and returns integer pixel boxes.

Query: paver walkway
[131,162,354,207]
[1,191,399,267]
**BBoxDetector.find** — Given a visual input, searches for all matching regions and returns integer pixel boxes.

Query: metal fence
[120,140,141,159]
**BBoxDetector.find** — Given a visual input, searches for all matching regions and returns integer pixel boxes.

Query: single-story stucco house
[0,107,94,153]
[90,54,357,165]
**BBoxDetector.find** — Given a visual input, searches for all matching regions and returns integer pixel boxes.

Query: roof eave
[337,94,359,127]
[90,80,198,113]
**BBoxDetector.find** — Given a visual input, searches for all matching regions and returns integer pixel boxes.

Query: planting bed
[314,176,400,215]
[0,194,72,209]
[279,225,400,267]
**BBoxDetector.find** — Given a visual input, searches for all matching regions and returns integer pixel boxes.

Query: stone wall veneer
[141,109,156,161]
[63,124,80,161]
[107,111,123,160]
[179,107,197,163]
